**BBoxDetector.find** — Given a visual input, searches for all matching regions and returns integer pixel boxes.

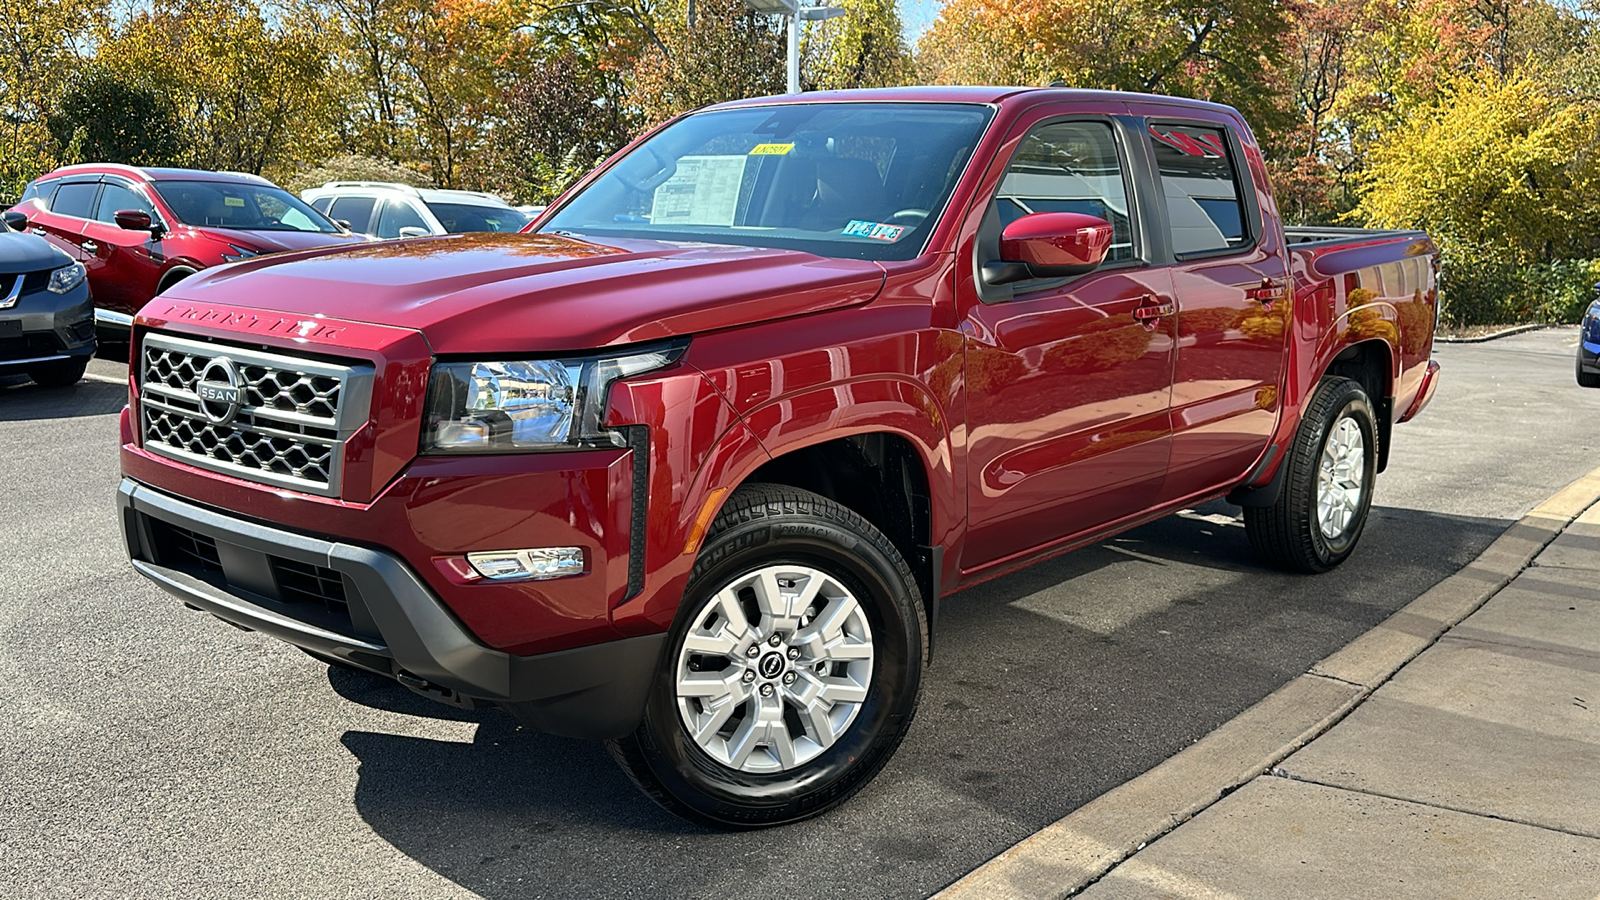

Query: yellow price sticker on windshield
[223,196,245,207]
[749,143,794,156]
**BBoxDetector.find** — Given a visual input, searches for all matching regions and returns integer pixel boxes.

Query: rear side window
[375,199,430,238]
[21,179,58,206]
[328,196,377,232]
[95,182,154,222]
[51,182,101,219]
[1147,124,1251,256]
[309,197,333,214]
[996,121,1136,263]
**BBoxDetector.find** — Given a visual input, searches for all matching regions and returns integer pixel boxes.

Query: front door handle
[1248,282,1286,307]
[1132,296,1176,330]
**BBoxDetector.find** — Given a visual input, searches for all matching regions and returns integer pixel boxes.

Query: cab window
[996,121,1136,263]
[1147,123,1252,257]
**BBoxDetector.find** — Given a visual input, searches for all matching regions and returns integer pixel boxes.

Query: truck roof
[706,85,1244,117]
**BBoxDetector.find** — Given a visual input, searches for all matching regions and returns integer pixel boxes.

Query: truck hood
[157,233,886,353]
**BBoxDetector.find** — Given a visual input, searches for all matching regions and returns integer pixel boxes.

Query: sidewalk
[942,472,1600,899]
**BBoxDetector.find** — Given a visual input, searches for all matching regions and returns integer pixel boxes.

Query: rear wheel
[26,357,88,388]
[608,484,927,828]
[1245,377,1378,573]
[1577,351,1600,388]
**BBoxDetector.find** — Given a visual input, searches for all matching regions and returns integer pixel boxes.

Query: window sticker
[749,143,795,156]
[650,155,749,226]
[223,196,246,207]
[842,220,905,242]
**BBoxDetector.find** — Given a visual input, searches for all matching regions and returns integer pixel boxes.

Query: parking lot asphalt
[2,328,1596,899]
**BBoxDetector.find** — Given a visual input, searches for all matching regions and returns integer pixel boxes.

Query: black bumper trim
[119,478,665,739]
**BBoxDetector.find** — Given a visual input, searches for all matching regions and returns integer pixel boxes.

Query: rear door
[34,177,101,263]
[958,104,1177,569]
[1129,110,1292,500]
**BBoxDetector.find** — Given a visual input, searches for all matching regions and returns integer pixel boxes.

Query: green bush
[1439,246,1600,326]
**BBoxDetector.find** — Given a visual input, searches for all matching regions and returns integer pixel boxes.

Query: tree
[0,0,103,198]
[804,0,911,91]
[48,67,184,166]
[95,0,335,176]
[628,0,785,128]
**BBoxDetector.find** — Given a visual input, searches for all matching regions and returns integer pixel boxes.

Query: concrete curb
[1433,323,1559,343]
[935,467,1600,900]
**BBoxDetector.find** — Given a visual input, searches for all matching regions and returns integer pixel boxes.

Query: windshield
[540,102,993,261]
[153,180,342,233]
[425,201,531,234]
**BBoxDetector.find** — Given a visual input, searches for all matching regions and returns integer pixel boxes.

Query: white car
[300,182,534,239]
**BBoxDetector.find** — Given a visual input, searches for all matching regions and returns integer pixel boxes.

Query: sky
[899,0,940,42]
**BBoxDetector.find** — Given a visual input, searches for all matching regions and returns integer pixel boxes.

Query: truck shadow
[0,376,126,420]
[335,501,1510,900]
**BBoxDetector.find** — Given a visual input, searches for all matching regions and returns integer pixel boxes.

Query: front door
[959,114,1176,569]
[81,177,164,316]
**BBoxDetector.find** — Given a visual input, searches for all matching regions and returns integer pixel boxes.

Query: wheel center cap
[758,652,785,679]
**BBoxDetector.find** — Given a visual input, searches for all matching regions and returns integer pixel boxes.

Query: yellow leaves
[1356,70,1600,263]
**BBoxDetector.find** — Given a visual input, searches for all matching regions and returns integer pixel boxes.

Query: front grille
[271,558,350,613]
[138,334,373,497]
[146,517,358,636]
[149,519,223,574]
[0,333,63,362]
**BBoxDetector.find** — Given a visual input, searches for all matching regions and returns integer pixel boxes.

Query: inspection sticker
[223,196,245,207]
[842,220,905,242]
[749,143,795,156]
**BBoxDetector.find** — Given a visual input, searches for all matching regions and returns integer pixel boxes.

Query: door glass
[1147,124,1250,256]
[51,182,101,219]
[328,197,377,232]
[997,121,1135,263]
[310,197,333,214]
[375,199,430,238]
[94,183,154,222]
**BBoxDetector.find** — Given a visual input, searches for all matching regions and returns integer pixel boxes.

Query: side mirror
[3,210,28,232]
[114,209,158,234]
[396,226,430,238]
[335,219,353,231]
[984,212,1115,285]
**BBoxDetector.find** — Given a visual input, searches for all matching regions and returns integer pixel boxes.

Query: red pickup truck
[117,87,1439,828]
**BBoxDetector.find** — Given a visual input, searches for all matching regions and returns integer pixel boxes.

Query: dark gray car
[1,213,96,386]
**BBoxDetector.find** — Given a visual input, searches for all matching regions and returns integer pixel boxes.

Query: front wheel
[1577,351,1600,388]
[1245,377,1378,573]
[608,484,927,828]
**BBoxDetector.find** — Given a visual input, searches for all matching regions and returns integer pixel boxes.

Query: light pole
[740,0,847,94]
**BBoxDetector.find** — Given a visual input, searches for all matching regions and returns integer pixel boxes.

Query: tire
[157,267,197,296]
[608,483,927,829]
[1245,377,1378,573]
[26,357,89,388]
[1577,352,1600,388]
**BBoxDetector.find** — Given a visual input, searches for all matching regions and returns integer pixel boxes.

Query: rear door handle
[1133,296,1175,329]
[81,240,99,254]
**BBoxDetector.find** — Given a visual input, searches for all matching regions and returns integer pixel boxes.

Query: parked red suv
[8,165,369,336]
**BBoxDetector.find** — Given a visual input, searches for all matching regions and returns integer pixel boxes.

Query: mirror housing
[2,209,28,233]
[113,209,161,235]
[987,212,1115,285]
[396,226,430,239]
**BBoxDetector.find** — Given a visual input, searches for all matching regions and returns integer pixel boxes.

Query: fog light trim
[465,547,585,582]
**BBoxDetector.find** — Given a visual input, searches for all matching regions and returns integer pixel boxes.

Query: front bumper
[119,478,663,739]
[0,279,94,373]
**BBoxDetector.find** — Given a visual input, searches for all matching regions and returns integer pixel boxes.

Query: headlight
[46,261,86,294]
[423,342,685,453]
[221,244,260,262]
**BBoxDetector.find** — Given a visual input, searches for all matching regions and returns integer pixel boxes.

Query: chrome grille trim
[139,333,374,497]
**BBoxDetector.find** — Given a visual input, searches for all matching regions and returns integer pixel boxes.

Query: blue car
[1580,288,1600,388]
[1,211,96,387]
